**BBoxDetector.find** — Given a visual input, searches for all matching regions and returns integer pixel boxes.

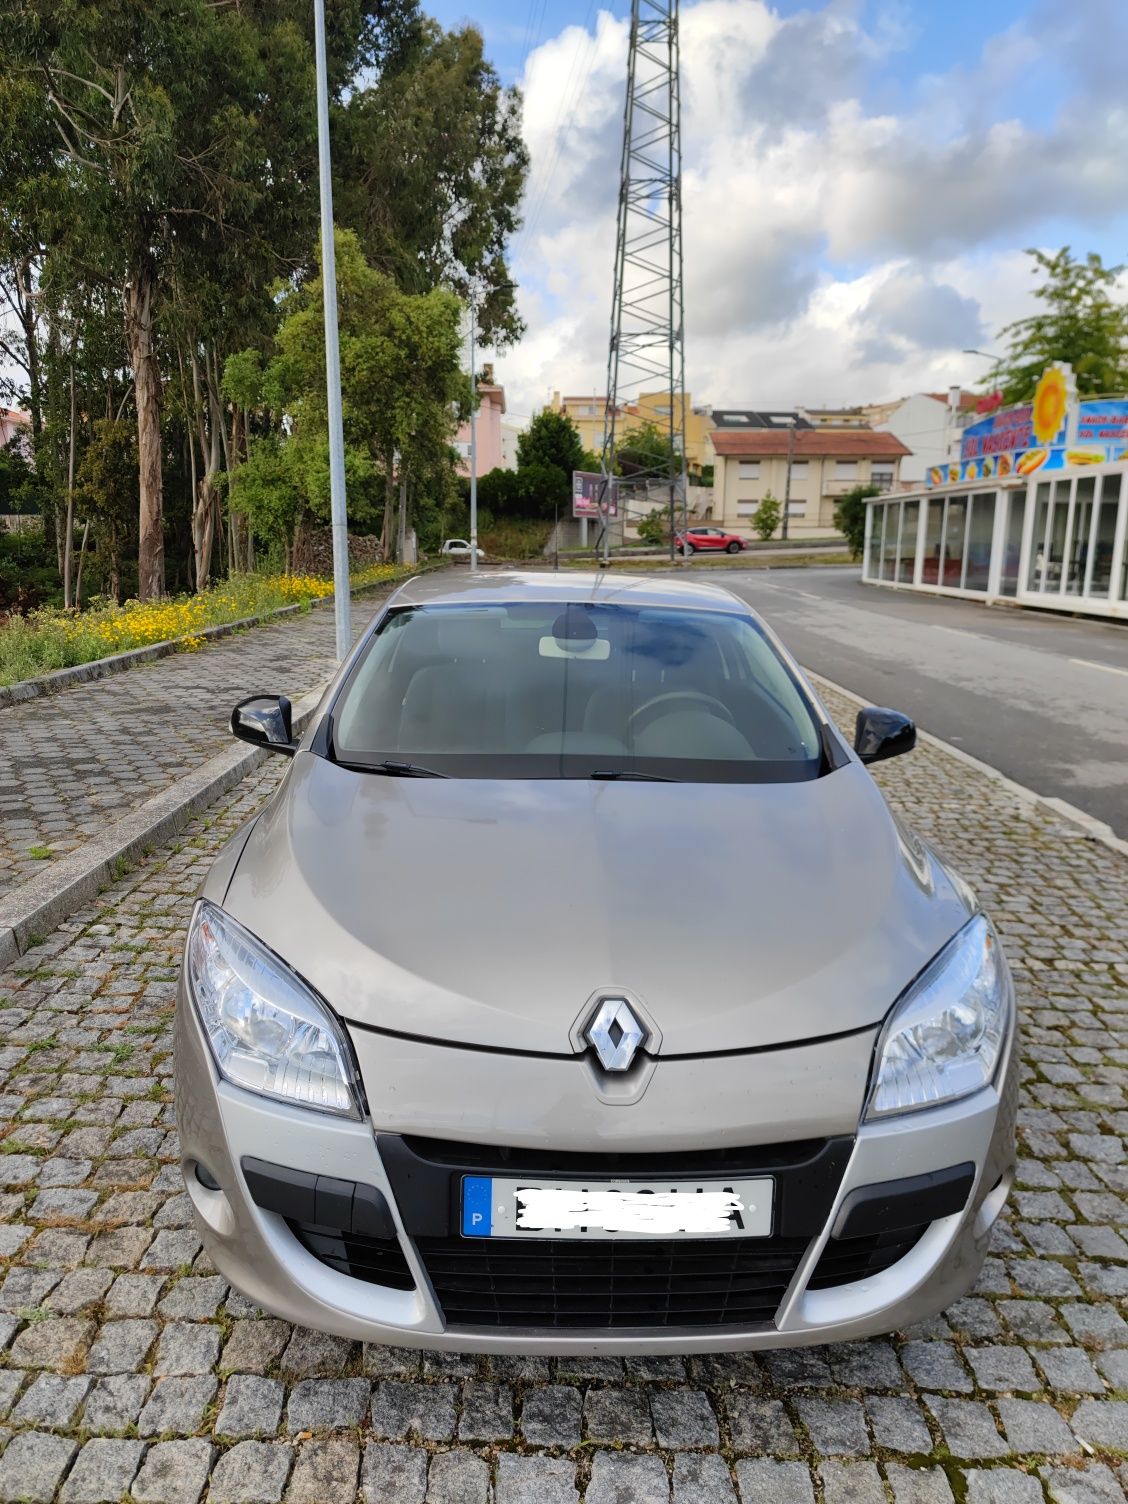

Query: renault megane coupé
[174,570,1016,1353]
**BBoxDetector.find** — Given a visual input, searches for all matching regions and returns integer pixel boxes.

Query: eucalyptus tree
[1,0,325,597]
[336,19,529,347]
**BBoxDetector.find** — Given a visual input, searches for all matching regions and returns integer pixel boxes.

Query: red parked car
[675,527,747,555]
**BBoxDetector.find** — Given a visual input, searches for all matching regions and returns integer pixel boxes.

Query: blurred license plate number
[460,1176,773,1240]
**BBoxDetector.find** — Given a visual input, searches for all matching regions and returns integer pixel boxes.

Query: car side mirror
[231,694,297,757]
[854,706,916,766]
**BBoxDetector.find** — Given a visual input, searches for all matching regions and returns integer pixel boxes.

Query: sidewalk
[0,593,382,906]
[0,680,1123,1503]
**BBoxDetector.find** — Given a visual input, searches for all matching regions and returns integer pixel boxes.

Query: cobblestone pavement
[0,685,1126,1503]
[0,598,382,902]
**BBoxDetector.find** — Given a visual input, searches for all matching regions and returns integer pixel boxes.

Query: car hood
[220,752,974,1057]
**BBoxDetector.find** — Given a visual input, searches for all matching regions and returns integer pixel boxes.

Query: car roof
[388,569,752,616]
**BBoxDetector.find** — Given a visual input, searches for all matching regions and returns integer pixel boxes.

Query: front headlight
[865,914,1012,1120]
[185,901,363,1120]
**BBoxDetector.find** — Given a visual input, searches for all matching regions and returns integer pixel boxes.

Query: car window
[331,603,825,782]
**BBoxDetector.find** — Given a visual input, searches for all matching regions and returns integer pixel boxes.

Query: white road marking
[797,591,822,601]
[1070,657,1128,680]
[932,624,985,640]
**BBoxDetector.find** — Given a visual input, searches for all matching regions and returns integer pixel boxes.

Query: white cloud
[490,0,1128,418]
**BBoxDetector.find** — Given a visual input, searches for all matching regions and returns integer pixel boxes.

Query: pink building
[0,407,32,457]
[455,368,507,478]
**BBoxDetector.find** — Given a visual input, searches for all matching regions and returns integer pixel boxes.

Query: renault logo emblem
[585,997,647,1072]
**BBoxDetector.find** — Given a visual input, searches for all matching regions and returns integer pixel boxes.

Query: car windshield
[330,602,826,782]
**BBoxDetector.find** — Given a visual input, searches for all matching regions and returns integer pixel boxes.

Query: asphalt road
[719,566,1128,838]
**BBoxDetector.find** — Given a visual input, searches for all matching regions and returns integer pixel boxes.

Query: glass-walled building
[863,365,1128,621]
[863,464,1128,621]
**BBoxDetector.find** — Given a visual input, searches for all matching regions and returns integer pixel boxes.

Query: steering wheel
[626,690,736,736]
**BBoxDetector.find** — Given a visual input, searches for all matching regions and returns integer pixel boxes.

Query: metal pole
[782,421,793,542]
[468,299,479,573]
[314,0,350,661]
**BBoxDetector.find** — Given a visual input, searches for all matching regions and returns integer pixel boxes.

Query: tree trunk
[17,257,43,446]
[125,256,164,600]
[74,518,91,604]
[62,362,77,609]
[379,457,396,560]
[189,350,221,591]
[240,407,255,571]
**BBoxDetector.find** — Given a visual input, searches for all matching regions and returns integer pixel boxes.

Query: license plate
[460,1175,774,1240]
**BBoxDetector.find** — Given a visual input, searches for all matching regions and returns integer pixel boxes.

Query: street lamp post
[313,0,350,661]
[782,420,795,542]
[468,299,479,574]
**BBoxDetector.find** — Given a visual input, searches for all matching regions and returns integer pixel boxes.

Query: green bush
[833,484,881,559]
[637,506,673,545]
[752,493,781,541]
[0,527,60,612]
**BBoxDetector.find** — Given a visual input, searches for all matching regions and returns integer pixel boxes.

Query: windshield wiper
[590,769,679,782]
[356,760,451,779]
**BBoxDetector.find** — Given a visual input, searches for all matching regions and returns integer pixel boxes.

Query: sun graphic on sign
[1031,364,1072,445]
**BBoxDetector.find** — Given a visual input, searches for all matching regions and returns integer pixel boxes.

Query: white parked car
[440,539,487,562]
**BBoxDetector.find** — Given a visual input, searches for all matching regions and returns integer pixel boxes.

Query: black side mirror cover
[231,694,297,757]
[854,706,916,766]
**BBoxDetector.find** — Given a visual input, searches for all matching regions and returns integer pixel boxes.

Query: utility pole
[599,0,688,571]
[782,420,794,542]
[314,0,350,661]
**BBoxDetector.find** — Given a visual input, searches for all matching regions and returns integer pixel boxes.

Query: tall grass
[480,519,552,560]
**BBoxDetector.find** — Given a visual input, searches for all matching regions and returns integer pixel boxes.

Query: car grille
[287,1220,415,1291]
[807,1225,927,1289]
[415,1233,811,1329]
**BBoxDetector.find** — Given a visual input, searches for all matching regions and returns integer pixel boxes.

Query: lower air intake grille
[288,1221,415,1291]
[807,1225,927,1290]
[416,1234,810,1329]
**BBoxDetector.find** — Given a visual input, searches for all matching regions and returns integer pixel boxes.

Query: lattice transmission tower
[598,0,688,564]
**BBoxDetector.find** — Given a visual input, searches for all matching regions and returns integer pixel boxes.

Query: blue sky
[422,1,1128,416]
[432,1,1037,89]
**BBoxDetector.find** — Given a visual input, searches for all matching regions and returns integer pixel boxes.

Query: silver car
[174,570,1016,1354]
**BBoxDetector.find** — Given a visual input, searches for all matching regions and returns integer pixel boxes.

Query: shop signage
[926,363,1128,485]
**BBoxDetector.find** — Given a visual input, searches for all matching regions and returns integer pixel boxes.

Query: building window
[834,460,858,479]
[736,500,757,516]
[787,503,807,517]
[738,461,761,479]
[789,460,808,476]
[872,468,893,490]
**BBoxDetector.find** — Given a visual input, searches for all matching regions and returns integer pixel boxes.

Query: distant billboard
[572,471,619,519]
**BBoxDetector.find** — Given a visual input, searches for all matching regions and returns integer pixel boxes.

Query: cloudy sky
[426,0,1128,425]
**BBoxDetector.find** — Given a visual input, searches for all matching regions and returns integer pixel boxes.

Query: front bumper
[174,983,1017,1354]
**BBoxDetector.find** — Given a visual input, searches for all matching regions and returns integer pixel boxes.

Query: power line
[518,0,549,80]
[515,2,601,253]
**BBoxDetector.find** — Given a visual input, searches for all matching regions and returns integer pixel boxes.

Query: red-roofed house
[712,426,910,536]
